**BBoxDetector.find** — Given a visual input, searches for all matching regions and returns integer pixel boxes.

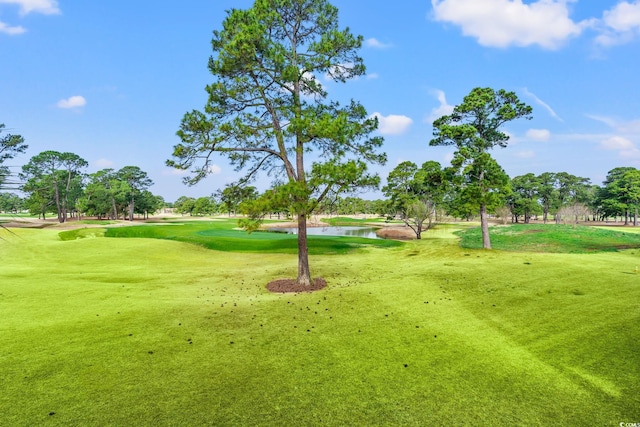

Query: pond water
[270,226,380,239]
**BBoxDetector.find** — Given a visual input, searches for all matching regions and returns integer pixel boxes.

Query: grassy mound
[456,223,640,253]
[59,219,402,255]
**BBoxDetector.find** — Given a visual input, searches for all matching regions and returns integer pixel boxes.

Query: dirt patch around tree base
[267,277,327,293]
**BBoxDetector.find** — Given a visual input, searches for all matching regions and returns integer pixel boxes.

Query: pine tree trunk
[129,196,134,221]
[54,183,64,223]
[480,203,491,249]
[297,213,312,286]
[111,197,117,220]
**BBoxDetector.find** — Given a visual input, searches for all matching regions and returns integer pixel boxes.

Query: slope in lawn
[2,225,638,425]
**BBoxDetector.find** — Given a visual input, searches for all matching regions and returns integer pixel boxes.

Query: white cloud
[0,0,60,15]
[526,128,551,141]
[94,158,114,168]
[56,95,86,109]
[431,0,587,49]
[603,1,640,32]
[587,115,640,136]
[595,1,640,46]
[163,168,188,177]
[601,136,635,150]
[600,136,640,159]
[585,114,616,128]
[619,148,640,159]
[586,115,640,158]
[207,164,222,175]
[426,89,454,123]
[0,21,25,35]
[0,1,59,36]
[522,88,563,121]
[366,72,379,80]
[365,38,393,49]
[371,112,413,135]
[515,150,536,159]
[619,119,640,134]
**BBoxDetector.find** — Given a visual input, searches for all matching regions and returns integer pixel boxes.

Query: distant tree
[75,197,88,220]
[445,191,478,221]
[64,173,85,220]
[361,199,378,215]
[584,184,602,221]
[554,172,591,224]
[0,192,23,213]
[217,184,259,216]
[23,184,55,219]
[414,161,448,219]
[337,197,357,215]
[557,202,591,225]
[193,196,217,216]
[430,87,532,248]
[537,172,558,224]
[509,173,542,223]
[598,168,631,222]
[81,171,113,219]
[383,160,446,238]
[384,161,418,208]
[404,199,437,239]
[118,166,153,221]
[135,191,164,219]
[167,0,385,286]
[494,205,512,225]
[335,196,370,215]
[370,199,390,216]
[316,195,381,217]
[79,169,127,219]
[599,167,640,225]
[0,123,28,190]
[20,151,88,223]
[174,196,196,216]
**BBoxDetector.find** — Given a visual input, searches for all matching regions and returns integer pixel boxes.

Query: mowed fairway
[1,222,639,426]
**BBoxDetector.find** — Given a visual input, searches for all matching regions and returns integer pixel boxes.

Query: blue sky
[2,0,640,202]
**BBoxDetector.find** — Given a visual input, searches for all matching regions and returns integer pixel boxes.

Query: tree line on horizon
[381,164,640,239]
[0,142,163,222]
[2,155,638,234]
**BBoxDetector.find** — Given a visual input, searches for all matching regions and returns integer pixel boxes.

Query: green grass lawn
[1,222,639,425]
[78,219,403,254]
[457,223,640,253]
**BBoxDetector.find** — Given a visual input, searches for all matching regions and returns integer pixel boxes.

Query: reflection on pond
[270,226,380,239]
